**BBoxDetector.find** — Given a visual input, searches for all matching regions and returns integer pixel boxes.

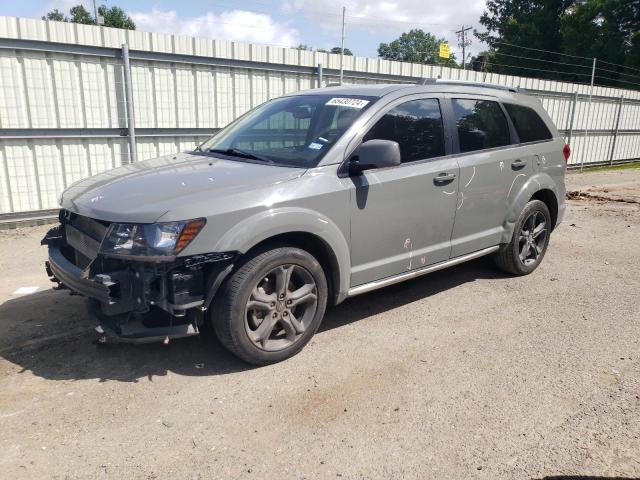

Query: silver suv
[43,80,567,364]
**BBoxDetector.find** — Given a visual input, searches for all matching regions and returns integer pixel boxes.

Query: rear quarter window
[504,103,552,143]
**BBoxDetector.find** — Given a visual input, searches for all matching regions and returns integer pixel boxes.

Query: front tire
[211,246,328,365]
[494,199,551,275]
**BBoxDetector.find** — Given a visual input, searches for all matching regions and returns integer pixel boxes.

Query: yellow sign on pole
[438,43,450,59]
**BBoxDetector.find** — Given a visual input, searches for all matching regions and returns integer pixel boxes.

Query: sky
[1,0,489,60]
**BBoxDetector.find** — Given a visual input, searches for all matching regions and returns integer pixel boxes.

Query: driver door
[348,96,460,287]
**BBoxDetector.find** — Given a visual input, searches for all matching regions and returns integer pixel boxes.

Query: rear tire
[211,246,328,365]
[494,199,551,275]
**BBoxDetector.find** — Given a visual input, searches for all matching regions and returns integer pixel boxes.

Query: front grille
[72,214,110,240]
[60,210,111,269]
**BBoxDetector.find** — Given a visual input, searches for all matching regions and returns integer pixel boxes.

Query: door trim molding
[347,245,499,297]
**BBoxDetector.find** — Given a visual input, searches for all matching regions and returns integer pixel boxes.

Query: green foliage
[299,46,353,55]
[330,47,353,56]
[69,5,94,24]
[378,29,457,66]
[99,5,136,30]
[476,0,640,88]
[561,0,639,80]
[42,4,135,30]
[42,9,66,22]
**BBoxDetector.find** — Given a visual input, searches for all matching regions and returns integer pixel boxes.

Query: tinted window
[452,99,510,153]
[504,103,552,143]
[364,99,444,163]
[198,95,375,167]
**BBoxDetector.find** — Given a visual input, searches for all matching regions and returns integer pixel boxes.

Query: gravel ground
[0,168,639,479]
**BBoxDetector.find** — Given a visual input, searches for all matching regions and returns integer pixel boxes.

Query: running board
[347,246,500,297]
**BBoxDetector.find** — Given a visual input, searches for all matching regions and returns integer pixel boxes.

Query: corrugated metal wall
[1,15,639,216]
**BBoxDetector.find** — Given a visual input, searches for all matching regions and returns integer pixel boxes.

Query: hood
[60,152,306,223]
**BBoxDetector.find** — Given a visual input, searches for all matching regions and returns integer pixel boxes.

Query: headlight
[100,219,206,259]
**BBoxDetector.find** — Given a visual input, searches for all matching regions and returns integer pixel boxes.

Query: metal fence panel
[0,15,639,217]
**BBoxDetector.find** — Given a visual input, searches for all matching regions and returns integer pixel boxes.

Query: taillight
[562,144,571,162]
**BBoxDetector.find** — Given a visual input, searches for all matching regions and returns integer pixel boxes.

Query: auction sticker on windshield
[325,98,370,109]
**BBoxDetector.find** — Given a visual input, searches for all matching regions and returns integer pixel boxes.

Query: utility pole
[93,0,104,25]
[339,6,346,85]
[456,25,472,70]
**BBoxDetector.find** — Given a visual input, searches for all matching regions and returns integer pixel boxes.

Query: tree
[42,4,135,30]
[42,9,66,22]
[561,0,639,86]
[470,51,490,72]
[378,29,457,66]
[69,5,94,24]
[476,0,640,87]
[476,0,574,79]
[330,47,353,56]
[99,5,136,30]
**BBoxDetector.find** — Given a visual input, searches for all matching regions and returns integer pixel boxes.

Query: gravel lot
[1,168,639,479]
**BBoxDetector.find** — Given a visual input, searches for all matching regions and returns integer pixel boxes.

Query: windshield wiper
[208,148,274,164]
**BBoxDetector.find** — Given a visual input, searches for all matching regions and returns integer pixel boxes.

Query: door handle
[433,172,456,185]
[511,159,526,170]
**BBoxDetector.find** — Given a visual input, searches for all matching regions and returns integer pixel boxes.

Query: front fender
[501,172,560,244]
[212,207,351,301]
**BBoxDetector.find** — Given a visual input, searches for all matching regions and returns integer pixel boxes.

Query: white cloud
[288,0,488,57]
[39,0,90,18]
[129,8,301,47]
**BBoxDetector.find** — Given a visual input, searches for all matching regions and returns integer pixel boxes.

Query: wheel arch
[243,231,342,305]
[501,173,561,244]
[530,188,559,232]
[212,208,351,305]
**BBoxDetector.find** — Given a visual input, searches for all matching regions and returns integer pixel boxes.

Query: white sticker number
[325,97,370,109]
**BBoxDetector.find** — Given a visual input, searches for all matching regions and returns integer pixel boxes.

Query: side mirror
[349,139,401,175]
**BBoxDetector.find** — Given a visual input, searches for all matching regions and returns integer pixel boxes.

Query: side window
[451,99,510,153]
[364,98,444,163]
[504,103,552,143]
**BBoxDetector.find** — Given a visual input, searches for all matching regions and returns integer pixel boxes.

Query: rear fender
[501,172,560,244]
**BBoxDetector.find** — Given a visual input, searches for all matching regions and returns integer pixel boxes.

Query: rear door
[502,101,557,176]
[348,96,459,287]
[444,95,533,257]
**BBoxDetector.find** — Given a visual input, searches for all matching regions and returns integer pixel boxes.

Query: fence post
[608,95,624,166]
[122,43,137,164]
[317,63,323,88]
[580,58,597,171]
[567,91,578,146]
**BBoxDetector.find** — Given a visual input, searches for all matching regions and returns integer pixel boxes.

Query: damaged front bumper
[42,218,235,343]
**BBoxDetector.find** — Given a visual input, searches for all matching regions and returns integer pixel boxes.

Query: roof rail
[416,78,521,93]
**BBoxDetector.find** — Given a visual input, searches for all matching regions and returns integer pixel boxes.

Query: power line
[593,57,640,74]
[595,64,640,81]
[486,51,640,88]
[483,61,594,78]
[346,15,459,28]
[216,0,461,28]
[491,40,594,61]
[492,39,640,76]
[491,51,592,69]
[595,74,640,88]
[483,60,640,89]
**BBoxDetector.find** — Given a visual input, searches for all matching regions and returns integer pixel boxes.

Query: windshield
[197,94,377,168]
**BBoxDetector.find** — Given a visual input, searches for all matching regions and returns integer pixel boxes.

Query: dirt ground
[0,168,639,479]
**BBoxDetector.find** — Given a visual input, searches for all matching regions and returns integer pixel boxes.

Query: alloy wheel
[244,264,318,352]
[518,210,547,266]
